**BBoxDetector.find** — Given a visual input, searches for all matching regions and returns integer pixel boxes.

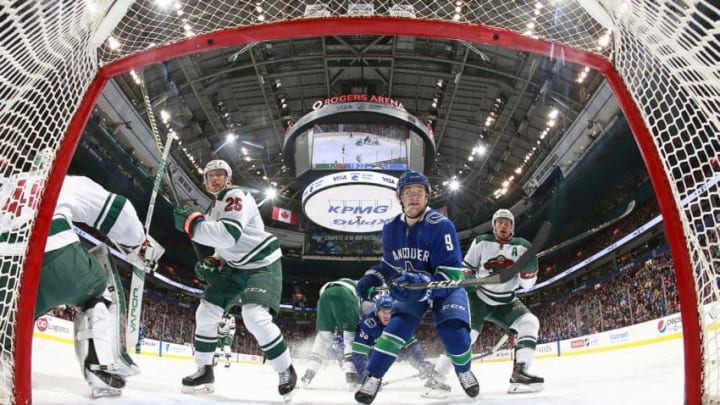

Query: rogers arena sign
[302,171,401,233]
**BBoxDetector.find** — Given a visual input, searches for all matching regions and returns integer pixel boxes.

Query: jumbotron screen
[309,123,408,170]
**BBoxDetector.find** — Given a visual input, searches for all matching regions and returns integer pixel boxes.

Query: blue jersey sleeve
[425,214,464,281]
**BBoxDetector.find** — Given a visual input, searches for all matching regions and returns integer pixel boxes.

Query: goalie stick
[537,200,635,258]
[397,221,552,290]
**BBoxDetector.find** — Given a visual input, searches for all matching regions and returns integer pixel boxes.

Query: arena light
[389,4,415,17]
[348,3,374,16]
[303,3,330,17]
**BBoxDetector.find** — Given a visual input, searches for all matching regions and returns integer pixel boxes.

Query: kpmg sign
[302,171,401,233]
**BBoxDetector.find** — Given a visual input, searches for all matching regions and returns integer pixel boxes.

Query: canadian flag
[272,206,298,225]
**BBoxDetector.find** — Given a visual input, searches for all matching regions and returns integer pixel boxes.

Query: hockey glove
[173,206,204,237]
[195,256,222,283]
[124,239,155,273]
[357,274,383,301]
[389,273,431,302]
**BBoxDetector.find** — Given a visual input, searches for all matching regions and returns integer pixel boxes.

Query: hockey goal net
[1,1,718,403]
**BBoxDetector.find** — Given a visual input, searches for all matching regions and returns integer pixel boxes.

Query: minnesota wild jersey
[193,186,281,270]
[463,234,538,306]
[46,176,145,252]
[218,315,236,337]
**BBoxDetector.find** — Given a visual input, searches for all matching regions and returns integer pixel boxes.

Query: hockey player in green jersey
[431,208,544,394]
[173,159,297,400]
[214,313,236,368]
[35,175,150,398]
[300,278,375,389]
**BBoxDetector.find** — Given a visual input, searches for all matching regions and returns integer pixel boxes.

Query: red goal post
[1,1,717,404]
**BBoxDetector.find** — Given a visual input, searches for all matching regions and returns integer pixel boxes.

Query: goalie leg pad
[87,244,140,376]
[75,297,140,378]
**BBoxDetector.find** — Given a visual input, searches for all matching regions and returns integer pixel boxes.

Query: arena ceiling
[111,34,606,231]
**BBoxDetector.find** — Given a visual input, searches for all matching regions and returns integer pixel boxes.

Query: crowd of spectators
[538,198,660,281]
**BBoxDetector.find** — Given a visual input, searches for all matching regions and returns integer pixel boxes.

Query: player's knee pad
[241,303,279,344]
[436,319,470,355]
[195,300,224,337]
[510,312,540,344]
[243,304,289,371]
[342,330,355,370]
[311,331,333,355]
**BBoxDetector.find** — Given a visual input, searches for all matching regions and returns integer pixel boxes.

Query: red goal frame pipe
[17,17,701,404]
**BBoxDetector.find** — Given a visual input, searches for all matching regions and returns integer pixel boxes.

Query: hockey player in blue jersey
[351,295,450,395]
[354,171,479,404]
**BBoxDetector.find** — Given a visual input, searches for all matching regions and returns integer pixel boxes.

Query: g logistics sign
[302,171,401,233]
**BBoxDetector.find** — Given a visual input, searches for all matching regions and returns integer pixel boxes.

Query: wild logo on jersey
[484,255,515,273]
[484,244,523,272]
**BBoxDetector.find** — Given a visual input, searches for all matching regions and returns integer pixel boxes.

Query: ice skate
[456,369,479,398]
[345,371,359,391]
[421,372,451,399]
[279,364,298,401]
[85,367,125,398]
[224,361,231,368]
[355,374,382,404]
[508,362,544,393]
[301,368,315,387]
[181,365,215,394]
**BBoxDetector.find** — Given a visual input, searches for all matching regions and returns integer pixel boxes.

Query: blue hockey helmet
[375,295,394,312]
[397,170,430,198]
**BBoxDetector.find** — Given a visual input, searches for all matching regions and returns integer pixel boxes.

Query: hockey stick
[397,221,552,290]
[381,372,422,387]
[382,334,511,387]
[126,75,177,350]
[471,334,509,361]
[537,200,635,258]
[164,162,203,260]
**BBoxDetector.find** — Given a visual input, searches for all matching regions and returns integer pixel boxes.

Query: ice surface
[31,337,683,404]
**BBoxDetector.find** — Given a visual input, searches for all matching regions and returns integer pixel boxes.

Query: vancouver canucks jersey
[463,234,538,305]
[47,176,144,253]
[193,186,281,270]
[352,311,420,357]
[351,311,385,356]
[373,208,464,283]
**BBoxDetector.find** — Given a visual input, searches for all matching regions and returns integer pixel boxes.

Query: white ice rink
[31,336,684,405]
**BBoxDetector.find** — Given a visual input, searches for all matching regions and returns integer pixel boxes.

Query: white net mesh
[97,0,609,64]
[612,2,720,402]
[1,2,101,403]
[0,0,718,403]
